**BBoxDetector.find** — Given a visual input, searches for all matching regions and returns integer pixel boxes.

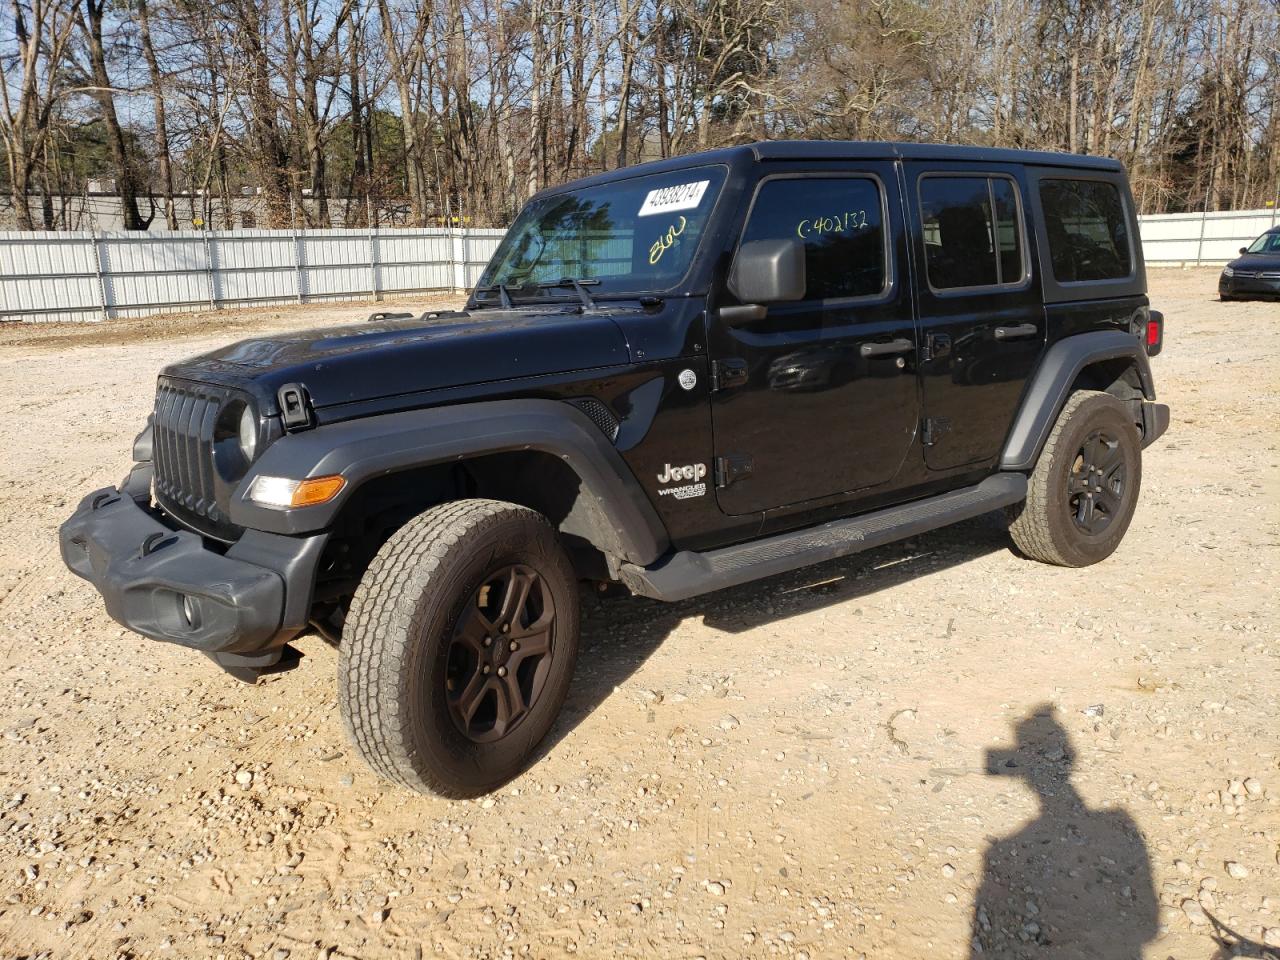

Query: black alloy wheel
[445,565,557,743]
[1068,430,1127,536]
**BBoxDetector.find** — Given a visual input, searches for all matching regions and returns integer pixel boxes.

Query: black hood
[1228,251,1280,271]
[162,308,631,412]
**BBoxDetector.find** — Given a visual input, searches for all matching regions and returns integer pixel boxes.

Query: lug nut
[509,640,519,651]
[501,623,510,634]
[482,664,491,675]
[497,666,507,678]
[483,636,493,647]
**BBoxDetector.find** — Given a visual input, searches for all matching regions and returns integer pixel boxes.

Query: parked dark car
[1219,227,1280,300]
[62,141,1169,797]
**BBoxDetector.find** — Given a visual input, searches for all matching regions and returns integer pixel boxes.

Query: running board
[619,473,1027,602]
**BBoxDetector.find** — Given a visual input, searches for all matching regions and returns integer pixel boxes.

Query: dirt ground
[0,270,1276,960]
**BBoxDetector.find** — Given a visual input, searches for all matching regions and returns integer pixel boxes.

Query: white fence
[0,227,506,323]
[1,208,1276,322]
[1138,207,1277,266]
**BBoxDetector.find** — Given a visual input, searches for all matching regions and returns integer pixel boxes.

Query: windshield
[1245,230,1280,254]
[475,165,727,302]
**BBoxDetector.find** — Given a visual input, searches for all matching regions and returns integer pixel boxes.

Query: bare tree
[1,0,77,229]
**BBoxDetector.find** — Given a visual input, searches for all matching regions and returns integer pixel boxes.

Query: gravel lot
[0,270,1277,960]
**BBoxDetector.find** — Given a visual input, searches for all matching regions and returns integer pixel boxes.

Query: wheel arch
[1001,330,1155,472]
[229,399,670,569]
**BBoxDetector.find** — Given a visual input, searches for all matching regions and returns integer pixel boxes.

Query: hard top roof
[531,140,1125,199]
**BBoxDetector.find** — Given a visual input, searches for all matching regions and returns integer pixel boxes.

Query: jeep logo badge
[657,462,706,484]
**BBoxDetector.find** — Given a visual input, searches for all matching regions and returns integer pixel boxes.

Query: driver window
[739,177,887,300]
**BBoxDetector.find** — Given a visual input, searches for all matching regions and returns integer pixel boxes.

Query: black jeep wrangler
[61,141,1169,797]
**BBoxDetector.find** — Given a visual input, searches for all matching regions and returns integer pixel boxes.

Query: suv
[61,141,1169,797]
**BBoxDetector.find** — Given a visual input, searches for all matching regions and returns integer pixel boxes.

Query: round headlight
[1223,265,1235,277]
[238,406,258,461]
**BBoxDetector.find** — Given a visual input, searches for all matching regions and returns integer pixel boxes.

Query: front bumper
[59,463,326,660]
[1220,274,1280,298]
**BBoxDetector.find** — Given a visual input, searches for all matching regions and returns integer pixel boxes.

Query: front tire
[1007,390,1142,567]
[340,499,580,797]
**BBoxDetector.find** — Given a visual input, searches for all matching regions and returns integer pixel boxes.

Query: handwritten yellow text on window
[648,216,688,265]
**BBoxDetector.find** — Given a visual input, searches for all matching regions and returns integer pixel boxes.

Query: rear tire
[1007,390,1142,567]
[340,499,580,797]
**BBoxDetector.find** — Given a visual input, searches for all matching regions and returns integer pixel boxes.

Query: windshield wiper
[471,282,515,308]
[537,277,601,311]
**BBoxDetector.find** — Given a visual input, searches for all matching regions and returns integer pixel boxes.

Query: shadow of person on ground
[971,705,1158,959]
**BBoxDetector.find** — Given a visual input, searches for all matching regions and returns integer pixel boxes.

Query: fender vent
[565,397,620,442]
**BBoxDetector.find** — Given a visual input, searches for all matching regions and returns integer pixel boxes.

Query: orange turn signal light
[290,475,346,507]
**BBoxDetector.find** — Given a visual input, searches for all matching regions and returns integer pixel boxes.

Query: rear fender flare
[1001,330,1155,472]
[229,399,670,565]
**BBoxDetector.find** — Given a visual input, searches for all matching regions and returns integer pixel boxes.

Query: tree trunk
[377,0,427,223]
[137,0,177,228]
[79,0,146,229]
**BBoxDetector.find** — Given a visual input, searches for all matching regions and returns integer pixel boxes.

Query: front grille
[152,379,227,530]
[1260,271,1280,280]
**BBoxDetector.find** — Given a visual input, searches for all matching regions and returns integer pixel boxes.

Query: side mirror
[728,237,806,306]
[1240,247,1249,255]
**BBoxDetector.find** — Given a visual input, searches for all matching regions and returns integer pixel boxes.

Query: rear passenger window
[740,177,887,300]
[919,176,1026,290]
[1039,179,1132,282]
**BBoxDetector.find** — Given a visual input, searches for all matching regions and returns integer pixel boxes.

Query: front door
[708,167,919,516]
[906,164,1047,469]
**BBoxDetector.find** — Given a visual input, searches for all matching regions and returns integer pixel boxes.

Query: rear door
[707,165,920,515]
[906,164,1046,470]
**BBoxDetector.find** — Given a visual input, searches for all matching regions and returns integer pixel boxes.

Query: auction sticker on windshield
[638,180,711,217]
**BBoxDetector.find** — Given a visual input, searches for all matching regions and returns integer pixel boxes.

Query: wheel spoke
[454,604,494,654]
[490,679,514,735]
[1082,436,1102,471]
[453,671,490,726]
[498,568,536,628]
[1096,485,1122,517]
[511,624,552,656]
[1095,438,1122,475]
[1076,494,1095,528]
[500,669,530,719]
[510,596,554,640]
[1103,459,1126,486]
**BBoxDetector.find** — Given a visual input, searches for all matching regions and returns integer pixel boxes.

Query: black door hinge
[710,358,748,392]
[278,383,314,431]
[922,417,951,447]
[922,333,952,363]
[714,454,753,488]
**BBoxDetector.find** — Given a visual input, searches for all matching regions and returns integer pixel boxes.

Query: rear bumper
[1141,401,1170,448]
[59,464,326,658]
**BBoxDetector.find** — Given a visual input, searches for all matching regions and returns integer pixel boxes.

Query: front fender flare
[1001,330,1155,472]
[229,399,670,565]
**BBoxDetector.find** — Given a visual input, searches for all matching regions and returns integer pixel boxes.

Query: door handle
[718,304,767,325]
[860,338,914,358]
[994,323,1038,341]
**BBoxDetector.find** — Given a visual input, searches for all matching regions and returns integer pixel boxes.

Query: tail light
[1145,310,1164,357]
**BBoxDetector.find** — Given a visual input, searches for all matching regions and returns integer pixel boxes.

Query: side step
[619,473,1027,602]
